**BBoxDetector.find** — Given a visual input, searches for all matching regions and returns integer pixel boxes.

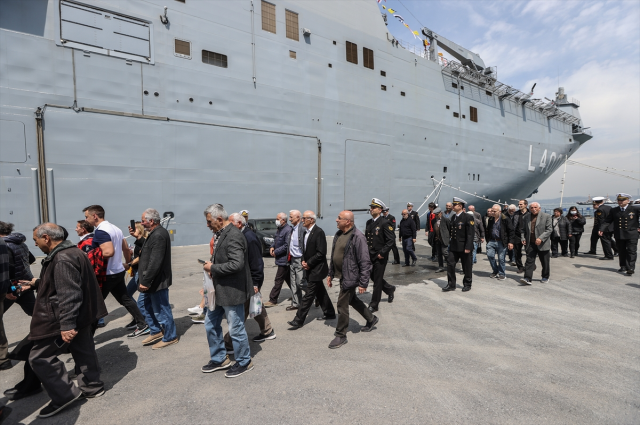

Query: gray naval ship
[0,0,592,247]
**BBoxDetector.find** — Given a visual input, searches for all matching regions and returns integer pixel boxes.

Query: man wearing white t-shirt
[83,205,148,335]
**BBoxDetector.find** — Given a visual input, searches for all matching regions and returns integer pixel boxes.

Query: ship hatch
[58,1,152,62]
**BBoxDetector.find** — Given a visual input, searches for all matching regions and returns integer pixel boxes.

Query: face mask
[570,211,577,215]
[275,220,282,227]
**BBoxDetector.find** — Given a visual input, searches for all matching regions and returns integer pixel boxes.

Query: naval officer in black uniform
[586,197,616,259]
[383,208,400,264]
[442,197,475,292]
[366,199,396,312]
[600,193,639,275]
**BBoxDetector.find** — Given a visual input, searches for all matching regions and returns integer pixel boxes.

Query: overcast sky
[379,0,640,200]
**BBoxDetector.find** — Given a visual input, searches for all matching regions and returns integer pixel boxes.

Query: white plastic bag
[203,271,215,311]
[249,292,263,319]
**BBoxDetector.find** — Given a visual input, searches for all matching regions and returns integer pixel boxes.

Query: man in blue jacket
[326,211,377,349]
[265,212,292,307]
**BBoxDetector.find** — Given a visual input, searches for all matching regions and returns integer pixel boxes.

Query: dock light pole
[559,156,568,207]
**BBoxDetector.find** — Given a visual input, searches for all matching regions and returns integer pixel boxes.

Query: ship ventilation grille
[174,39,191,58]
[262,1,276,34]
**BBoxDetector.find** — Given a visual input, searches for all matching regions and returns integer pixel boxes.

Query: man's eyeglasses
[302,217,313,221]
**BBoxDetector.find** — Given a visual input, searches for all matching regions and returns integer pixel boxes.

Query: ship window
[363,47,374,69]
[174,39,191,58]
[446,105,450,109]
[381,70,386,77]
[289,50,296,59]
[453,112,459,118]
[261,1,276,34]
[473,174,476,181]
[285,10,299,41]
[452,82,458,89]
[202,50,227,68]
[468,173,471,180]
[470,106,478,122]
[346,41,358,64]
[381,85,386,91]
[462,115,466,119]
[460,85,464,90]
[328,63,332,68]
[333,40,337,45]
[175,0,185,2]
[478,174,480,181]
[443,167,447,173]
[486,90,492,96]
[401,91,406,97]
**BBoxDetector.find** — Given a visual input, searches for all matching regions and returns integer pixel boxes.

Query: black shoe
[38,393,82,418]
[516,268,524,274]
[367,305,378,313]
[316,314,336,321]
[0,361,13,371]
[201,357,232,373]
[562,253,569,257]
[285,306,299,311]
[252,330,277,342]
[391,261,400,265]
[411,259,417,266]
[551,254,558,258]
[462,286,471,292]
[402,264,410,267]
[314,300,320,308]
[225,361,254,378]
[361,315,379,332]
[388,287,396,303]
[125,319,137,330]
[570,255,574,258]
[627,270,635,275]
[287,320,303,329]
[96,321,106,328]
[435,267,446,272]
[584,251,597,255]
[328,336,348,349]
[599,257,614,261]
[442,285,456,292]
[614,253,619,257]
[82,388,105,399]
[4,386,42,401]
[618,268,628,273]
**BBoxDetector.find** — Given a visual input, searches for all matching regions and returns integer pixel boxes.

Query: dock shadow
[626,283,640,289]
[95,340,138,391]
[573,264,618,273]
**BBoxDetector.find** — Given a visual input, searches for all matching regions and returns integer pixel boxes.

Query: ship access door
[344,140,391,229]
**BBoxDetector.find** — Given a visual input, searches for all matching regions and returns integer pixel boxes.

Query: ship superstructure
[0,0,592,246]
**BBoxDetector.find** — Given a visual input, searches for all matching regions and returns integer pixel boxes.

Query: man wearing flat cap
[240,210,255,231]
[366,199,396,312]
[586,198,615,259]
[600,193,639,275]
[442,198,475,292]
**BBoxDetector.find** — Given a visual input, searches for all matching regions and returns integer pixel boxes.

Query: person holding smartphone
[22,223,107,418]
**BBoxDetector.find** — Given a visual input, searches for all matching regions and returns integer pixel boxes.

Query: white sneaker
[187,305,203,315]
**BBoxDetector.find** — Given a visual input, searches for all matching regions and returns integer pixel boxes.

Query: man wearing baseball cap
[599,193,639,275]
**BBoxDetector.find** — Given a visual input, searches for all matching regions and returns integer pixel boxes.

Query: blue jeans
[486,240,507,276]
[126,271,139,299]
[402,238,417,264]
[142,288,177,342]
[472,241,478,263]
[205,304,251,367]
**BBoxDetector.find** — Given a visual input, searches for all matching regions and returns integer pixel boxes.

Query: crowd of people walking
[0,192,637,418]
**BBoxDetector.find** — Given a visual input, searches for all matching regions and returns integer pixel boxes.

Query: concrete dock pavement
[1,223,638,424]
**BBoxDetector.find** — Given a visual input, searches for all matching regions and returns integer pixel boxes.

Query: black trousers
[3,290,36,316]
[390,241,400,263]
[551,236,568,256]
[295,280,335,323]
[369,258,394,309]
[335,286,374,338]
[514,241,525,270]
[524,245,550,280]
[268,265,291,303]
[590,229,615,257]
[8,335,41,393]
[101,271,146,328]
[446,250,472,288]
[569,233,582,256]
[29,326,103,406]
[435,241,445,267]
[616,238,638,271]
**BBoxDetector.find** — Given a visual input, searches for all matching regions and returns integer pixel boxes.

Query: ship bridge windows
[346,41,358,64]
[262,1,276,34]
[363,47,374,70]
[452,82,458,89]
[285,10,299,41]
[202,50,227,68]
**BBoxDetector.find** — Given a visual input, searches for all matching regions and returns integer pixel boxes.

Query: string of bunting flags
[379,1,420,40]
